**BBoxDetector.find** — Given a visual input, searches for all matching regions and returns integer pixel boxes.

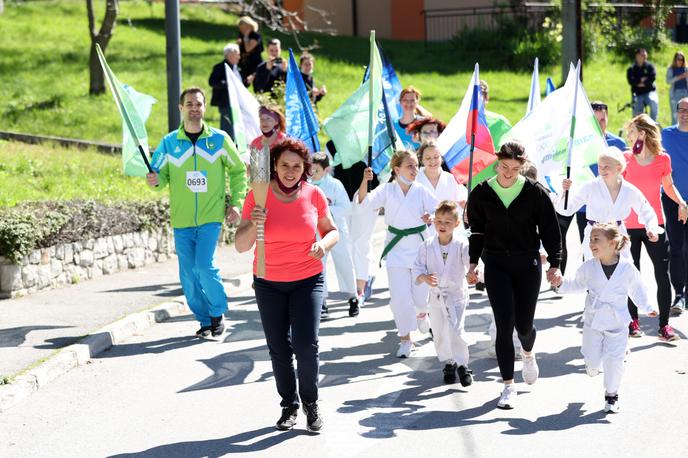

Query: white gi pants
[428,297,469,366]
[582,326,627,395]
[351,206,377,282]
[387,266,429,336]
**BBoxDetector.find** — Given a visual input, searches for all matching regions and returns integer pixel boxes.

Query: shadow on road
[103,282,183,298]
[107,426,308,457]
[96,336,205,358]
[0,325,73,347]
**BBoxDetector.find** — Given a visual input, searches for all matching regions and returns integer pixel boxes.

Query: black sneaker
[302,401,323,433]
[604,394,620,413]
[275,405,298,430]
[443,363,457,384]
[457,365,474,387]
[348,297,360,317]
[475,282,486,291]
[195,325,211,337]
[210,315,225,337]
[321,302,330,318]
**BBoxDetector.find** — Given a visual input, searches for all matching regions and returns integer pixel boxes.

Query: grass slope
[0,1,684,158]
[0,140,163,206]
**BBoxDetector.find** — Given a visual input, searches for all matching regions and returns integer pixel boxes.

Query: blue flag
[546,77,557,96]
[362,42,401,173]
[285,49,320,151]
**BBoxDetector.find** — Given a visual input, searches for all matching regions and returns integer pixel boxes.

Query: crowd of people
[146,24,688,433]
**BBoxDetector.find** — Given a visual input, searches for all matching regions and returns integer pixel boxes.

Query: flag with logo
[502,62,605,192]
[96,44,155,177]
[285,48,320,152]
[437,63,496,188]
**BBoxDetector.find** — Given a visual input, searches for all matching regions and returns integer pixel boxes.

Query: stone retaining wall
[0,230,173,298]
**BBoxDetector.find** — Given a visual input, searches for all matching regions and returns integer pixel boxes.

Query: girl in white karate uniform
[311,153,360,317]
[357,150,438,358]
[413,201,473,386]
[552,223,658,413]
[556,146,661,261]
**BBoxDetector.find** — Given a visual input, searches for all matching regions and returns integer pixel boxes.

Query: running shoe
[396,340,414,358]
[628,319,643,338]
[457,365,474,387]
[585,365,600,377]
[275,405,298,430]
[302,401,323,433]
[364,275,376,301]
[210,315,225,337]
[475,282,486,291]
[348,297,360,317]
[604,394,620,413]
[321,302,329,318]
[443,362,458,384]
[521,352,539,385]
[195,325,211,338]
[671,295,685,316]
[658,325,680,342]
[497,384,517,409]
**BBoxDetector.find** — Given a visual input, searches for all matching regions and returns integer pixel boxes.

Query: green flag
[323,31,383,169]
[96,44,155,177]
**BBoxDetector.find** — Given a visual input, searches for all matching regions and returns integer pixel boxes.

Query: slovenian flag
[437,63,495,189]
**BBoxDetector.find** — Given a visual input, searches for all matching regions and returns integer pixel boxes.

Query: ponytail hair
[388,150,417,182]
[591,223,630,252]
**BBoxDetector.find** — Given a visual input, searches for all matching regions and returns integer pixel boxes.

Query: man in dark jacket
[626,48,659,120]
[208,43,242,141]
[252,38,287,95]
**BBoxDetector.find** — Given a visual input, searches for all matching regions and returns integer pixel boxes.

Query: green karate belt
[379,224,426,266]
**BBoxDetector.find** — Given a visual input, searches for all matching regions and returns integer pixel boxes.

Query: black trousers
[663,193,688,296]
[254,273,325,407]
[557,213,574,275]
[484,253,541,381]
[627,227,672,328]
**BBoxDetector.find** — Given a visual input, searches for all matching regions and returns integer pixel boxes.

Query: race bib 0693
[186,170,208,193]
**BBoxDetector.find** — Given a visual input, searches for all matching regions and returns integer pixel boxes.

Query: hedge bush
[0,199,170,263]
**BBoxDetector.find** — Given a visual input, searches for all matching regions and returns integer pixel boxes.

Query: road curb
[0,298,189,413]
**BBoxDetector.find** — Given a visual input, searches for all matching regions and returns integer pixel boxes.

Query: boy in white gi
[358,150,438,358]
[551,223,658,413]
[413,200,473,386]
[311,153,360,317]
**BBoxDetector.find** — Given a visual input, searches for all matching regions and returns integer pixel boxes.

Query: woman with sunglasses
[666,51,688,125]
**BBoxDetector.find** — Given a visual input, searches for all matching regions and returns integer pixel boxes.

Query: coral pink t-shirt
[241,182,328,282]
[623,151,672,229]
[249,132,286,154]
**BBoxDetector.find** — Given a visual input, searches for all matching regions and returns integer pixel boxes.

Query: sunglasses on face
[591,103,608,112]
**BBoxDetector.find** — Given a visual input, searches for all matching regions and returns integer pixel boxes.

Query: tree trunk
[87,0,119,95]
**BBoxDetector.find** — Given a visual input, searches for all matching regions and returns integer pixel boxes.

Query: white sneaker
[514,347,523,361]
[521,352,539,385]
[497,384,517,409]
[586,365,600,377]
[396,340,414,358]
[417,314,430,334]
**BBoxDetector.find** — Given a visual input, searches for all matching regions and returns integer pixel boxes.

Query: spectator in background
[405,117,446,146]
[662,97,688,315]
[237,16,263,87]
[300,53,327,106]
[666,51,688,125]
[627,48,659,121]
[208,43,242,141]
[253,38,288,95]
[247,105,286,166]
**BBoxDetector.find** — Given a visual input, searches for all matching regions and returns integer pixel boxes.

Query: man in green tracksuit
[146,87,248,337]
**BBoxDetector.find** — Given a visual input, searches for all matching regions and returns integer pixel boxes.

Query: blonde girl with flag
[357,150,438,358]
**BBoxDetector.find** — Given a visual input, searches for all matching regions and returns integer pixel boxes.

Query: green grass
[0,140,163,206]
[0,1,684,163]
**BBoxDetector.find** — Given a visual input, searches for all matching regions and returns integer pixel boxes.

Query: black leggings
[557,213,574,275]
[484,253,541,381]
[627,227,672,328]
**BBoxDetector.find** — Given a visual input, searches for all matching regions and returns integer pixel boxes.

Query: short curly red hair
[270,138,312,181]
[405,117,447,135]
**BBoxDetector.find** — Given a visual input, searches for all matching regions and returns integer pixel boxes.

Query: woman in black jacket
[466,141,562,410]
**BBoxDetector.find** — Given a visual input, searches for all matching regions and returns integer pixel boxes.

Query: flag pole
[367,31,376,192]
[467,63,479,194]
[564,60,581,210]
[95,44,153,174]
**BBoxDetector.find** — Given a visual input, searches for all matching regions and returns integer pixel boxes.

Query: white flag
[225,65,261,162]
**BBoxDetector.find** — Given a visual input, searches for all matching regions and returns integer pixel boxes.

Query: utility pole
[561,0,583,82]
[165,0,182,130]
